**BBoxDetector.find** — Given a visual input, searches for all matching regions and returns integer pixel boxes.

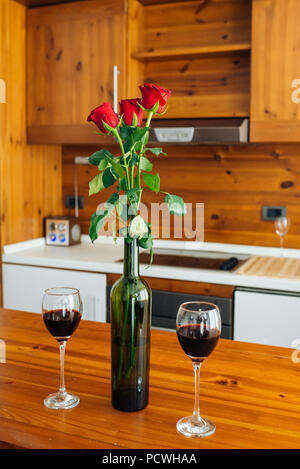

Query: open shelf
[132,42,251,62]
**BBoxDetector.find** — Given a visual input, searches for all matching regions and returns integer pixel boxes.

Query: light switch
[0,79,6,103]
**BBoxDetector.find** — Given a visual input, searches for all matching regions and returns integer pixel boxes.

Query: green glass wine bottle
[110,237,151,412]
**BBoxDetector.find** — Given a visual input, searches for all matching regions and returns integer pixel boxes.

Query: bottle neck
[123,238,140,278]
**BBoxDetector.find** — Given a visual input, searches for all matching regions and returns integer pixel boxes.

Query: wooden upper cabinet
[130,0,252,119]
[27,0,127,144]
[250,0,300,142]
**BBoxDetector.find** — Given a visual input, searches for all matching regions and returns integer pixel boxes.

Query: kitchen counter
[0,308,300,449]
[3,236,300,293]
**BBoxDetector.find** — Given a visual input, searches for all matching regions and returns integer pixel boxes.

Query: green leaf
[126,187,141,204]
[119,127,135,139]
[140,156,152,172]
[164,193,186,216]
[105,192,119,215]
[119,177,128,191]
[102,167,116,188]
[138,235,153,249]
[106,192,119,206]
[102,121,118,134]
[98,158,111,171]
[146,147,166,157]
[89,173,105,195]
[134,173,140,189]
[129,152,139,167]
[116,196,128,222]
[88,149,113,166]
[132,112,139,127]
[105,154,125,179]
[89,211,107,242]
[123,127,149,153]
[143,172,160,193]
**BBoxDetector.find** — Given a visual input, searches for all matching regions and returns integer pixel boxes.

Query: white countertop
[3,236,300,293]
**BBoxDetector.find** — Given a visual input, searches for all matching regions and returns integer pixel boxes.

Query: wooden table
[0,308,300,449]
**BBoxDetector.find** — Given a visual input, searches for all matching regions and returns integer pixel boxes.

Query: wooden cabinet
[26,0,300,143]
[3,264,107,322]
[27,0,127,144]
[250,0,300,142]
[234,288,300,348]
[129,0,252,120]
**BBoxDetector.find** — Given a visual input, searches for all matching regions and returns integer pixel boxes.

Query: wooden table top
[0,308,300,449]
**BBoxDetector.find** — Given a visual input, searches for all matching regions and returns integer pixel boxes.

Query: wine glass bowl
[176,301,221,438]
[42,287,82,409]
[274,216,290,256]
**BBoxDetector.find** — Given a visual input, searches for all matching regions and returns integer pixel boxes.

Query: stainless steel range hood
[148,118,248,144]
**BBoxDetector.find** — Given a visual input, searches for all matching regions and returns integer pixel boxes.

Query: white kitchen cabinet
[234,288,300,348]
[2,264,106,322]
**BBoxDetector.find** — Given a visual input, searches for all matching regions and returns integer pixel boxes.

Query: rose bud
[119,98,143,126]
[87,102,119,134]
[139,83,171,114]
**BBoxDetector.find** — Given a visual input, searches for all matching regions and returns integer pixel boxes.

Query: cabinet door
[27,0,126,144]
[2,264,107,322]
[234,288,300,348]
[250,0,300,142]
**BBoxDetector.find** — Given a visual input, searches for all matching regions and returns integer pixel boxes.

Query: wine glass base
[176,416,216,438]
[44,392,80,410]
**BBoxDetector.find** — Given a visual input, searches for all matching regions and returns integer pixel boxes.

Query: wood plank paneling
[0,0,63,303]
[27,0,127,133]
[63,143,300,248]
[144,51,250,118]
[130,0,251,119]
[127,0,145,97]
[106,273,235,298]
[250,0,300,142]
[143,0,251,53]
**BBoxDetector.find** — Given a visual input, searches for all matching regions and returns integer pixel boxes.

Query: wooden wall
[0,0,62,301]
[63,142,300,249]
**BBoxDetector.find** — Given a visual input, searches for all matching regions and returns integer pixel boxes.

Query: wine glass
[275,216,290,257]
[176,301,221,438]
[42,287,82,409]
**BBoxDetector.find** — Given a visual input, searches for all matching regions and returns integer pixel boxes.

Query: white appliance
[3,264,106,323]
[234,287,300,348]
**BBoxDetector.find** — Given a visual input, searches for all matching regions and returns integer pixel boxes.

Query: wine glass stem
[58,341,67,396]
[192,361,203,425]
[280,235,284,257]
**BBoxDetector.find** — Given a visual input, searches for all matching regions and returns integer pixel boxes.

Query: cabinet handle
[113,65,120,113]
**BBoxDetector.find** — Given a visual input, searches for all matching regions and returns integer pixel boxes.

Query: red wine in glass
[176,301,221,438]
[42,287,82,410]
[43,309,82,342]
[177,324,220,362]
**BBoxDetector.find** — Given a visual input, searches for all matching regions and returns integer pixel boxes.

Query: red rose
[139,83,171,114]
[87,102,119,134]
[119,98,143,126]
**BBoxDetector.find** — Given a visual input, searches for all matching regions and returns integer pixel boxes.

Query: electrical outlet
[65,195,84,210]
[262,206,286,221]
